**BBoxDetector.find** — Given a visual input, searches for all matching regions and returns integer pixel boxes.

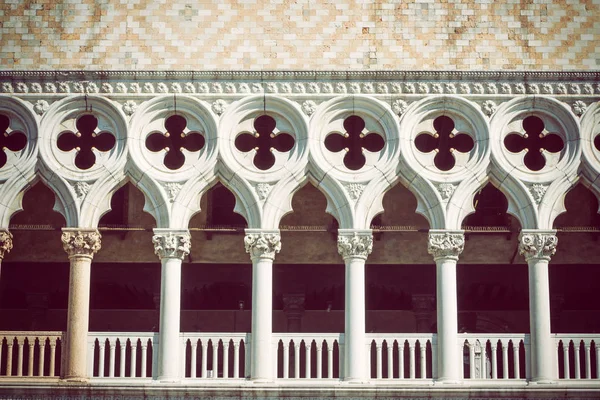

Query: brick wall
[1,0,598,70]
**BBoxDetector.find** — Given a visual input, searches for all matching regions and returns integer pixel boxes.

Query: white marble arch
[308,95,400,230]
[128,95,219,229]
[218,95,309,229]
[0,96,39,228]
[580,101,600,213]
[398,95,490,230]
[489,96,581,230]
[37,95,128,228]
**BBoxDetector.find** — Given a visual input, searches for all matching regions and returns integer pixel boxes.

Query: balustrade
[460,334,529,380]
[0,331,62,377]
[273,333,342,379]
[556,334,599,380]
[182,333,247,379]
[366,334,435,380]
[87,333,156,378]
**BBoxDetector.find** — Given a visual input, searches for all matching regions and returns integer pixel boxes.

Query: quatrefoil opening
[0,114,27,169]
[57,114,116,170]
[146,114,205,170]
[504,116,564,171]
[234,115,295,170]
[414,115,474,171]
[324,115,385,170]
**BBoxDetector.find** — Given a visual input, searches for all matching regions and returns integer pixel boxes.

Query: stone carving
[556,83,567,94]
[16,82,28,93]
[115,82,127,93]
[337,232,373,260]
[86,82,99,93]
[293,83,305,93]
[362,83,374,93]
[514,83,526,94]
[143,82,154,93]
[431,83,443,94]
[156,82,168,93]
[437,183,456,201]
[308,82,320,93]
[345,183,365,201]
[2,82,13,93]
[152,232,191,260]
[251,83,262,93]
[211,99,227,115]
[198,82,209,93]
[445,83,457,94]
[33,100,50,116]
[73,82,84,93]
[0,230,13,259]
[473,83,484,94]
[212,82,223,93]
[58,82,70,93]
[519,231,558,261]
[73,181,91,200]
[500,83,511,94]
[184,82,196,93]
[376,83,388,94]
[266,82,277,93]
[301,100,317,116]
[542,83,553,94]
[122,100,138,116]
[30,83,42,93]
[244,232,281,260]
[164,182,182,203]
[101,83,113,93]
[583,83,594,94]
[427,231,464,260]
[486,83,498,94]
[572,100,587,116]
[417,82,429,94]
[44,82,57,93]
[391,99,408,116]
[255,183,272,201]
[529,183,548,205]
[61,230,101,258]
[481,100,497,117]
[527,83,540,94]
[170,82,182,93]
[570,83,581,94]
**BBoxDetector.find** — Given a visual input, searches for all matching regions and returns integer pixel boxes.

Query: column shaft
[251,256,273,380]
[436,257,459,381]
[157,257,183,380]
[344,256,366,380]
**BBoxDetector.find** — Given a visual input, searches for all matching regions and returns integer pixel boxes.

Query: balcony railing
[1,331,599,383]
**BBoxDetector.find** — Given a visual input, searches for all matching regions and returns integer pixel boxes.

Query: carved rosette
[337,232,373,260]
[61,229,101,258]
[152,232,191,260]
[244,232,281,260]
[0,230,13,260]
[427,231,465,261]
[518,231,558,261]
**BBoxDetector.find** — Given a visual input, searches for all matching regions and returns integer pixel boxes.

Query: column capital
[337,229,373,261]
[152,229,191,260]
[61,228,101,259]
[518,229,557,262]
[0,230,13,260]
[244,229,281,261]
[427,230,464,261]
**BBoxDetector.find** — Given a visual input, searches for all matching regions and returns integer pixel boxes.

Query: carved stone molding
[427,230,465,261]
[0,230,13,260]
[337,231,373,260]
[518,230,558,261]
[61,229,101,258]
[152,230,191,260]
[244,230,281,260]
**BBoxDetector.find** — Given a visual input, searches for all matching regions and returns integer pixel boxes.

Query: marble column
[427,230,464,382]
[337,230,373,382]
[61,228,101,381]
[153,229,190,381]
[519,230,557,383]
[244,229,281,381]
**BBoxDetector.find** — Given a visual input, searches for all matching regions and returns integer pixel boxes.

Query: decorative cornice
[427,230,465,261]
[61,229,101,259]
[244,230,281,261]
[0,230,13,260]
[337,231,373,260]
[152,230,191,260]
[518,230,558,261]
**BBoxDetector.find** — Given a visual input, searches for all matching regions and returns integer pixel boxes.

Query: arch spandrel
[580,101,600,208]
[490,96,581,229]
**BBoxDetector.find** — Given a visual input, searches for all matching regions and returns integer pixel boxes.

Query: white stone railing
[87,332,157,378]
[366,333,436,380]
[181,332,248,379]
[0,331,63,378]
[555,334,600,380]
[459,333,529,380]
[273,333,343,379]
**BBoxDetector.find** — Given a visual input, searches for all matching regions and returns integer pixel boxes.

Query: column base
[250,378,275,384]
[62,376,89,383]
[528,379,557,385]
[343,377,370,384]
[156,377,181,383]
[434,378,463,385]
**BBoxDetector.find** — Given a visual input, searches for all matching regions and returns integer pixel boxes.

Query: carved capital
[152,230,191,260]
[61,229,101,258]
[0,230,13,260]
[337,231,373,260]
[244,230,281,260]
[518,230,557,261]
[427,230,464,261]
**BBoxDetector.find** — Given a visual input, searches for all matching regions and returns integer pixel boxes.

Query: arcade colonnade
[0,71,599,382]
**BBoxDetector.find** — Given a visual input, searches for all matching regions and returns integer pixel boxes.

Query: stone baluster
[428,230,464,383]
[519,230,557,383]
[244,229,281,381]
[61,228,101,381]
[337,229,373,382]
[153,229,191,381]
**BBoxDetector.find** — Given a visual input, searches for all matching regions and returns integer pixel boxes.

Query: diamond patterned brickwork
[0,0,598,70]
